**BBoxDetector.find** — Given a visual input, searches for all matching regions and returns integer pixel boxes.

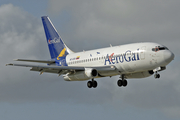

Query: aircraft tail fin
[41,16,74,60]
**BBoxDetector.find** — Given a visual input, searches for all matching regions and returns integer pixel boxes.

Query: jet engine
[63,68,98,81]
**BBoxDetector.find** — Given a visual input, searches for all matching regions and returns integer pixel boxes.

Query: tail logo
[48,38,61,44]
[57,48,67,60]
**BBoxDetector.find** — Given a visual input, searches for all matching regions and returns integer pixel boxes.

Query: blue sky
[0,1,180,120]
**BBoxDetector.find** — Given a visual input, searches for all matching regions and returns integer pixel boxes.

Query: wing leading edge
[14,59,56,64]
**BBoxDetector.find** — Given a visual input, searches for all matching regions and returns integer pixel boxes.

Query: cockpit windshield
[152,46,169,52]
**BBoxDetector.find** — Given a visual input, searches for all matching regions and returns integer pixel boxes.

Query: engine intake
[85,68,98,78]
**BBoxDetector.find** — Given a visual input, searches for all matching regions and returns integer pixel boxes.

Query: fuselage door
[140,46,146,60]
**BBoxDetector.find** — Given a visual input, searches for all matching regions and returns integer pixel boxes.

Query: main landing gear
[117,74,128,87]
[87,79,97,88]
[87,75,128,88]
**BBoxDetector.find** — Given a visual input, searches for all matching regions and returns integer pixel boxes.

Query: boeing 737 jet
[6,16,175,88]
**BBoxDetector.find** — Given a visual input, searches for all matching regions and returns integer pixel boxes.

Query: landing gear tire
[117,80,128,87]
[92,80,97,88]
[87,80,97,88]
[122,80,128,87]
[87,81,93,88]
[117,80,123,87]
[154,74,160,79]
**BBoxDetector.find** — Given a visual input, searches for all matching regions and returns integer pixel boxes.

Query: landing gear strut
[117,75,128,87]
[87,79,97,88]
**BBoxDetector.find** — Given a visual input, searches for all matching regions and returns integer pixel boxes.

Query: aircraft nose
[164,50,174,64]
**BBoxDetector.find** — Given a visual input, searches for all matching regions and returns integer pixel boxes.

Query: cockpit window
[152,46,169,52]
[152,47,159,52]
[159,47,165,50]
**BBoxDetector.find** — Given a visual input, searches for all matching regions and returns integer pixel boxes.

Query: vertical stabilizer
[41,16,74,60]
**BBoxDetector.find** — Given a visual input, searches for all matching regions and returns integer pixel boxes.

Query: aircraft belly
[116,62,136,73]
[98,70,119,77]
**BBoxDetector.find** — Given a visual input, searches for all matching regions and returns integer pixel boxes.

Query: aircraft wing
[14,59,56,64]
[6,63,116,76]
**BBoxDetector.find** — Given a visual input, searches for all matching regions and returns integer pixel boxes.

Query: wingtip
[6,63,13,66]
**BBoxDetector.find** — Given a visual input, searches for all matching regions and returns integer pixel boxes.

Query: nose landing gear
[154,72,160,79]
[153,67,163,79]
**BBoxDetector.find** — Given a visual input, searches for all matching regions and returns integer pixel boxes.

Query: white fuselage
[65,42,174,79]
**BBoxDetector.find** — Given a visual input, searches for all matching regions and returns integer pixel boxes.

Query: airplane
[6,16,175,88]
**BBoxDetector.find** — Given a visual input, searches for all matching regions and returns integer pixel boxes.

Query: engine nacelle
[63,68,98,81]
[125,70,154,79]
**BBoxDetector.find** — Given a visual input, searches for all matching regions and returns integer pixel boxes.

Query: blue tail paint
[41,16,69,66]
